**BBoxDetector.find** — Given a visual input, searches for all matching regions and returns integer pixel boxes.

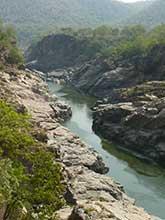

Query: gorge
[1,2,165,217]
[26,31,165,167]
[0,65,156,220]
[48,82,165,219]
[25,27,165,219]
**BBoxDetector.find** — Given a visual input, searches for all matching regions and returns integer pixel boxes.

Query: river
[48,82,165,219]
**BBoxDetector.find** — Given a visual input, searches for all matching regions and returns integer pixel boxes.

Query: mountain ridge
[127,0,165,27]
[1,0,149,27]
[0,0,153,46]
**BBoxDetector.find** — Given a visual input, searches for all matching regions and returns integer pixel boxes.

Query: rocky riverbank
[92,81,165,167]
[69,45,165,98]
[32,67,165,168]
[25,32,165,169]
[27,43,165,99]
[0,68,156,219]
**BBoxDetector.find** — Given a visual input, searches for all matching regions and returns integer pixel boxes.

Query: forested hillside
[127,0,165,27]
[26,24,165,71]
[1,0,165,47]
[0,0,151,47]
[0,0,149,27]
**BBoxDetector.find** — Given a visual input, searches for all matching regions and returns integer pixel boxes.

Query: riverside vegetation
[0,101,64,220]
[0,21,64,220]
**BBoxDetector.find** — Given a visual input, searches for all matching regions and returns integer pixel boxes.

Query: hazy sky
[119,0,147,2]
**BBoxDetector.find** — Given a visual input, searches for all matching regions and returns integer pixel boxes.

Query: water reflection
[102,139,163,177]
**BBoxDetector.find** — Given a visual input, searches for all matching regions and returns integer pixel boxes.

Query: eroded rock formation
[93,86,165,167]
[0,69,155,219]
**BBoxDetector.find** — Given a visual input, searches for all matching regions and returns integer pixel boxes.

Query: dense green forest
[47,24,165,60]
[127,0,165,27]
[1,0,165,48]
[0,0,153,47]
[97,24,165,59]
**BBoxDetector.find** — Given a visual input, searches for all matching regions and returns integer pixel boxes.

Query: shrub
[7,47,24,65]
[0,100,33,159]
[0,20,24,65]
[27,150,65,219]
[0,100,65,219]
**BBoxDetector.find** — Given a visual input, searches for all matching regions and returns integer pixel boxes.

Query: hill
[127,0,165,27]
[0,0,151,47]
[0,0,147,27]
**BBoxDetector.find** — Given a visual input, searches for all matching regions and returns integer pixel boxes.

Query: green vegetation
[0,100,64,220]
[0,0,154,48]
[127,0,165,28]
[0,100,33,159]
[53,24,165,60]
[109,25,165,59]
[98,24,165,59]
[0,20,23,65]
[1,0,164,48]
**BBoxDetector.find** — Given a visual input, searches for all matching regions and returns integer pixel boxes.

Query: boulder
[50,101,72,122]
[68,206,89,220]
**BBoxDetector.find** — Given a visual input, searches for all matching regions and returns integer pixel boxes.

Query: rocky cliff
[26,34,97,72]
[88,45,165,166]
[69,45,165,98]
[92,80,165,167]
[31,43,165,99]
[25,37,165,169]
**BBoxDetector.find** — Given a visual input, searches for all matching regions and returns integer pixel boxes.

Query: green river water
[48,82,165,219]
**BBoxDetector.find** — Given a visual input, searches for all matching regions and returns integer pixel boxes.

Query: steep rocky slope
[25,33,165,168]
[69,44,165,98]
[93,93,165,167]
[37,44,165,100]
[27,38,165,98]
[0,65,156,219]
[26,34,97,72]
